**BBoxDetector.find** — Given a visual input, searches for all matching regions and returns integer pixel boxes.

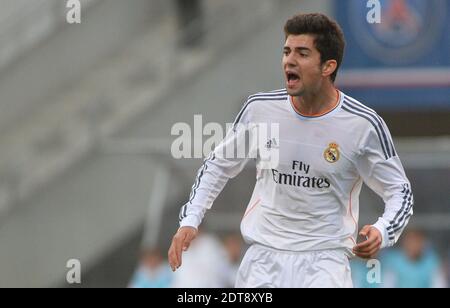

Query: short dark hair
[284,13,345,82]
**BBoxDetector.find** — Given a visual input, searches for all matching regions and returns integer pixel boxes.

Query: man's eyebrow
[283,46,312,52]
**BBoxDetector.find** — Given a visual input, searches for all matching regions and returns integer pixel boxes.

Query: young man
[168,13,413,288]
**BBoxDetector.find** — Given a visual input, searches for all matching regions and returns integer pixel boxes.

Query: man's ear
[322,60,337,78]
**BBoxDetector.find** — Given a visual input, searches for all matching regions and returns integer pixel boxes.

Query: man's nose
[284,53,296,67]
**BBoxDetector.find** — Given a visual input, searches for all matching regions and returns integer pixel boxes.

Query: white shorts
[235,244,353,288]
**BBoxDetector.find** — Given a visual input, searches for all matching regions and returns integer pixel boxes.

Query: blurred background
[0,0,448,288]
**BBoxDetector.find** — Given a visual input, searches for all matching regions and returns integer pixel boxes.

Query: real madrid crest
[324,142,340,163]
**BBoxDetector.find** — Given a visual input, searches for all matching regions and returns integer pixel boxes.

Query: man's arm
[168,100,254,271]
[353,118,413,259]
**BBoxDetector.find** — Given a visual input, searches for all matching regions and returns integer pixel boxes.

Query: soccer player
[168,13,413,288]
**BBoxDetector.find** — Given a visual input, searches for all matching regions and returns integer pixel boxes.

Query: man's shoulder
[340,92,386,129]
[340,92,397,158]
[241,89,288,112]
[233,89,288,125]
[246,89,288,103]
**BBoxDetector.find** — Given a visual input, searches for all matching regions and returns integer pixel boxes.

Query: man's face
[282,34,323,96]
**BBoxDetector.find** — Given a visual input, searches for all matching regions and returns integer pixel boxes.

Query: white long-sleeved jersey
[179,89,413,254]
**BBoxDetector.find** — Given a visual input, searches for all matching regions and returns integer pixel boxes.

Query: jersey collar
[289,90,343,120]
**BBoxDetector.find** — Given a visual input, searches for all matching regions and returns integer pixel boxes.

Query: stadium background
[0,0,448,287]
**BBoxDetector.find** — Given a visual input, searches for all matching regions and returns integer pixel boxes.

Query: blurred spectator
[175,0,204,48]
[447,249,450,287]
[381,229,446,288]
[170,231,233,288]
[129,248,173,288]
[221,233,245,287]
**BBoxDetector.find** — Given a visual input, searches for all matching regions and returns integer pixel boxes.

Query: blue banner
[335,0,450,111]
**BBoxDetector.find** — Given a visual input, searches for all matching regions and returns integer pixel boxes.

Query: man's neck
[292,84,339,116]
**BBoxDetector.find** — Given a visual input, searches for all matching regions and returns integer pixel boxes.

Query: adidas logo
[266,138,278,149]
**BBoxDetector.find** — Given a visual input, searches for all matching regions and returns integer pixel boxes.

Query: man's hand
[168,226,198,272]
[353,225,382,259]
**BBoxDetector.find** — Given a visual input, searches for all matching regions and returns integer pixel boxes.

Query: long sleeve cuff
[372,218,390,249]
[179,215,202,229]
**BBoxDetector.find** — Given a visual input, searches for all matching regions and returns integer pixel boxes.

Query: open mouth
[286,72,300,87]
